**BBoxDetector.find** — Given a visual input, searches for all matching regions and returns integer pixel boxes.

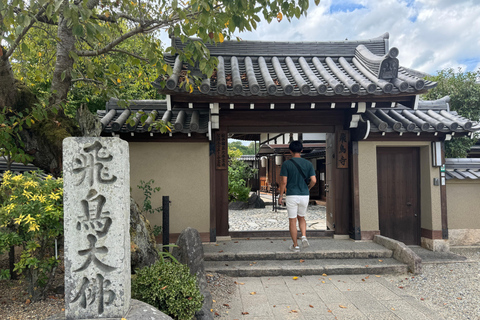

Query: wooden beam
[351,141,361,240]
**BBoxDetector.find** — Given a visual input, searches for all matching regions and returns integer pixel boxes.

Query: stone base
[46,299,172,320]
[449,229,480,246]
[333,234,350,240]
[421,237,450,252]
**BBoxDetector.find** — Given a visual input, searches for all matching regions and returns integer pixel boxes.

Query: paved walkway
[213,273,444,320]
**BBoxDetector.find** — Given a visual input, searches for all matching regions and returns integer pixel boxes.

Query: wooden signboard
[336,130,349,169]
[215,132,228,170]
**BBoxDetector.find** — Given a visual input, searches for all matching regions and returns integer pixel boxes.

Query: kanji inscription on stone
[63,137,130,319]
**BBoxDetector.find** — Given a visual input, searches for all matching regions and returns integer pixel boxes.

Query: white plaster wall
[129,142,210,234]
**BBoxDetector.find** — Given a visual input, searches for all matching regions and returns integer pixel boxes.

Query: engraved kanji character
[76,189,112,237]
[339,143,347,154]
[74,234,116,273]
[72,141,117,187]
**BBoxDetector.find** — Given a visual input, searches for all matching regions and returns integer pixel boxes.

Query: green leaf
[315,0,321,5]
[72,24,84,37]
[21,42,30,56]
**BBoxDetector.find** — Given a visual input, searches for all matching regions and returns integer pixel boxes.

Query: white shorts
[286,195,310,219]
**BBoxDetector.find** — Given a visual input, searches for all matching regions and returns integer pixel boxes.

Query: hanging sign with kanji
[215,132,228,170]
[336,130,349,169]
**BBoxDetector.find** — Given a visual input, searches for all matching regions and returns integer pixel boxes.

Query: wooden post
[162,196,170,250]
[440,143,448,239]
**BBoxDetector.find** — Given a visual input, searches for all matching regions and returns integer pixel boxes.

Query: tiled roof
[353,96,480,138]
[239,155,257,161]
[0,159,48,182]
[154,33,436,98]
[97,98,209,135]
[445,158,480,180]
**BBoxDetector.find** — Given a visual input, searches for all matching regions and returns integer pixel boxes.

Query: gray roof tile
[155,34,436,97]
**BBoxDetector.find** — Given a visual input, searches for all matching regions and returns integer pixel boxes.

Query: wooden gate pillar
[333,126,351,236]
[213,130,229,237]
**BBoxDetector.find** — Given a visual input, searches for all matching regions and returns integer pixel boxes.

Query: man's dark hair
[289,140,303,153]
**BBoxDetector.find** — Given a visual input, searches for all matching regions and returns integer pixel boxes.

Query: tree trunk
[0,48,18,108]
[50,14,75,111]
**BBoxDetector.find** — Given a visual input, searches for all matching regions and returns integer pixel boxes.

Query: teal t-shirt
[280,158,315,196]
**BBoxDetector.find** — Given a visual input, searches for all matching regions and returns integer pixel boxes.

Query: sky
[232,0,480,75]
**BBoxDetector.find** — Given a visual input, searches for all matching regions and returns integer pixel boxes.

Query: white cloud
[236,0,480,75]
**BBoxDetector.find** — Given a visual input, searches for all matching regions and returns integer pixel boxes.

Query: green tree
[228,140,259,155]
[1,0,317,174]
[424,68,480,158]
[228,147,256,202]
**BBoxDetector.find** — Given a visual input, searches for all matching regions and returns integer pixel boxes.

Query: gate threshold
[229,230,334,239]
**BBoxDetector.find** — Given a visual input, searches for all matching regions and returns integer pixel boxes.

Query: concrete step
[205,258,407,277]
[204,248,393,261]
[203,239,393,261]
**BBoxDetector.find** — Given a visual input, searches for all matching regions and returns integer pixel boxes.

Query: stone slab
[46,299,173,320]
[63,137,130,319]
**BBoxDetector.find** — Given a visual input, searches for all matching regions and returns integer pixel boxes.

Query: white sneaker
[301,236,310,248]
[289,244,300,252]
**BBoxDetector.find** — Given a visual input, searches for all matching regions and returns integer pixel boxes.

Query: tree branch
[110,49,149,62]
[4,6,48,60]
[75,23,154,56]
[71,78,103,84]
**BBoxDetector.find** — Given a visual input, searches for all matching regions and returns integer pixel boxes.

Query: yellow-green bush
[0,171,63,300]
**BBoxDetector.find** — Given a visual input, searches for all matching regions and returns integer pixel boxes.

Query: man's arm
[278,176,287,205]
[308,175,317,190]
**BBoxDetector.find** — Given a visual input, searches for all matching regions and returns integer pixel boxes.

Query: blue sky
[234,0,480,75]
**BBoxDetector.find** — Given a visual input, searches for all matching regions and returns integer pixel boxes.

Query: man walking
[278,141,317,252]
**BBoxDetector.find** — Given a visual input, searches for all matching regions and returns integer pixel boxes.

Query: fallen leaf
[457,297,462,300]
[250,292,256,295]
[293,276,299,280]
[212,299,216,302]
[207,274,213,277]
[61,309,65,311]
[391,308,396,311]
[309,305,314,308]
[322,273,327,276]
[290,310,298,313]
[241,312,249,315]
[218,250,224,253]
[379,260,383,262]
[215,244,219,246]
[211,309,213,312]
[365,265,369,267]
[299,259,305,263]
[161,285,168,290]
[365,276,369,279]
[420,298,424,301]
[375,275,381,277]
[398,286,404,289]
[339,305,347,309]
[328,310,332,313]
[273,305,276,307]
[214,312,220,316]
[322,281,326,283]
[223,303,230,308]
[361,279,365,282]
[234,241,238,243]
[328,278,332,280]
[253,262,257,264]
[25,299,31,305]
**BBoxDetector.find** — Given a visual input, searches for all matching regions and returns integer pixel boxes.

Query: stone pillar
[63,137,130,319]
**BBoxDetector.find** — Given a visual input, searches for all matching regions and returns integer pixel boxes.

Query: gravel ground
[229,205,326,231]
[383,249,480,320]
[0,249,65,320]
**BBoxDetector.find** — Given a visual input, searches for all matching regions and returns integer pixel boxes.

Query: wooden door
[325,133,335,230]
[377,147,420,245]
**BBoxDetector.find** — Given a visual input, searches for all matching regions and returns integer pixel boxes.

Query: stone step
[204,248,393,261]
[205,258,407,277]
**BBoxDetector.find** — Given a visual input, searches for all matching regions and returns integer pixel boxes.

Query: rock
[228,201,249,210]
[130,198,159,272]
[247,193,265,208]
[172,228,213,320]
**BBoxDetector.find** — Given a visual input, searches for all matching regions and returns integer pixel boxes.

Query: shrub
[0,171,63,301]
[132,258,203,320]
[228,148,257,202]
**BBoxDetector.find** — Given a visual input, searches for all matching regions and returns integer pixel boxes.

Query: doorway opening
[227,132,328,234]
